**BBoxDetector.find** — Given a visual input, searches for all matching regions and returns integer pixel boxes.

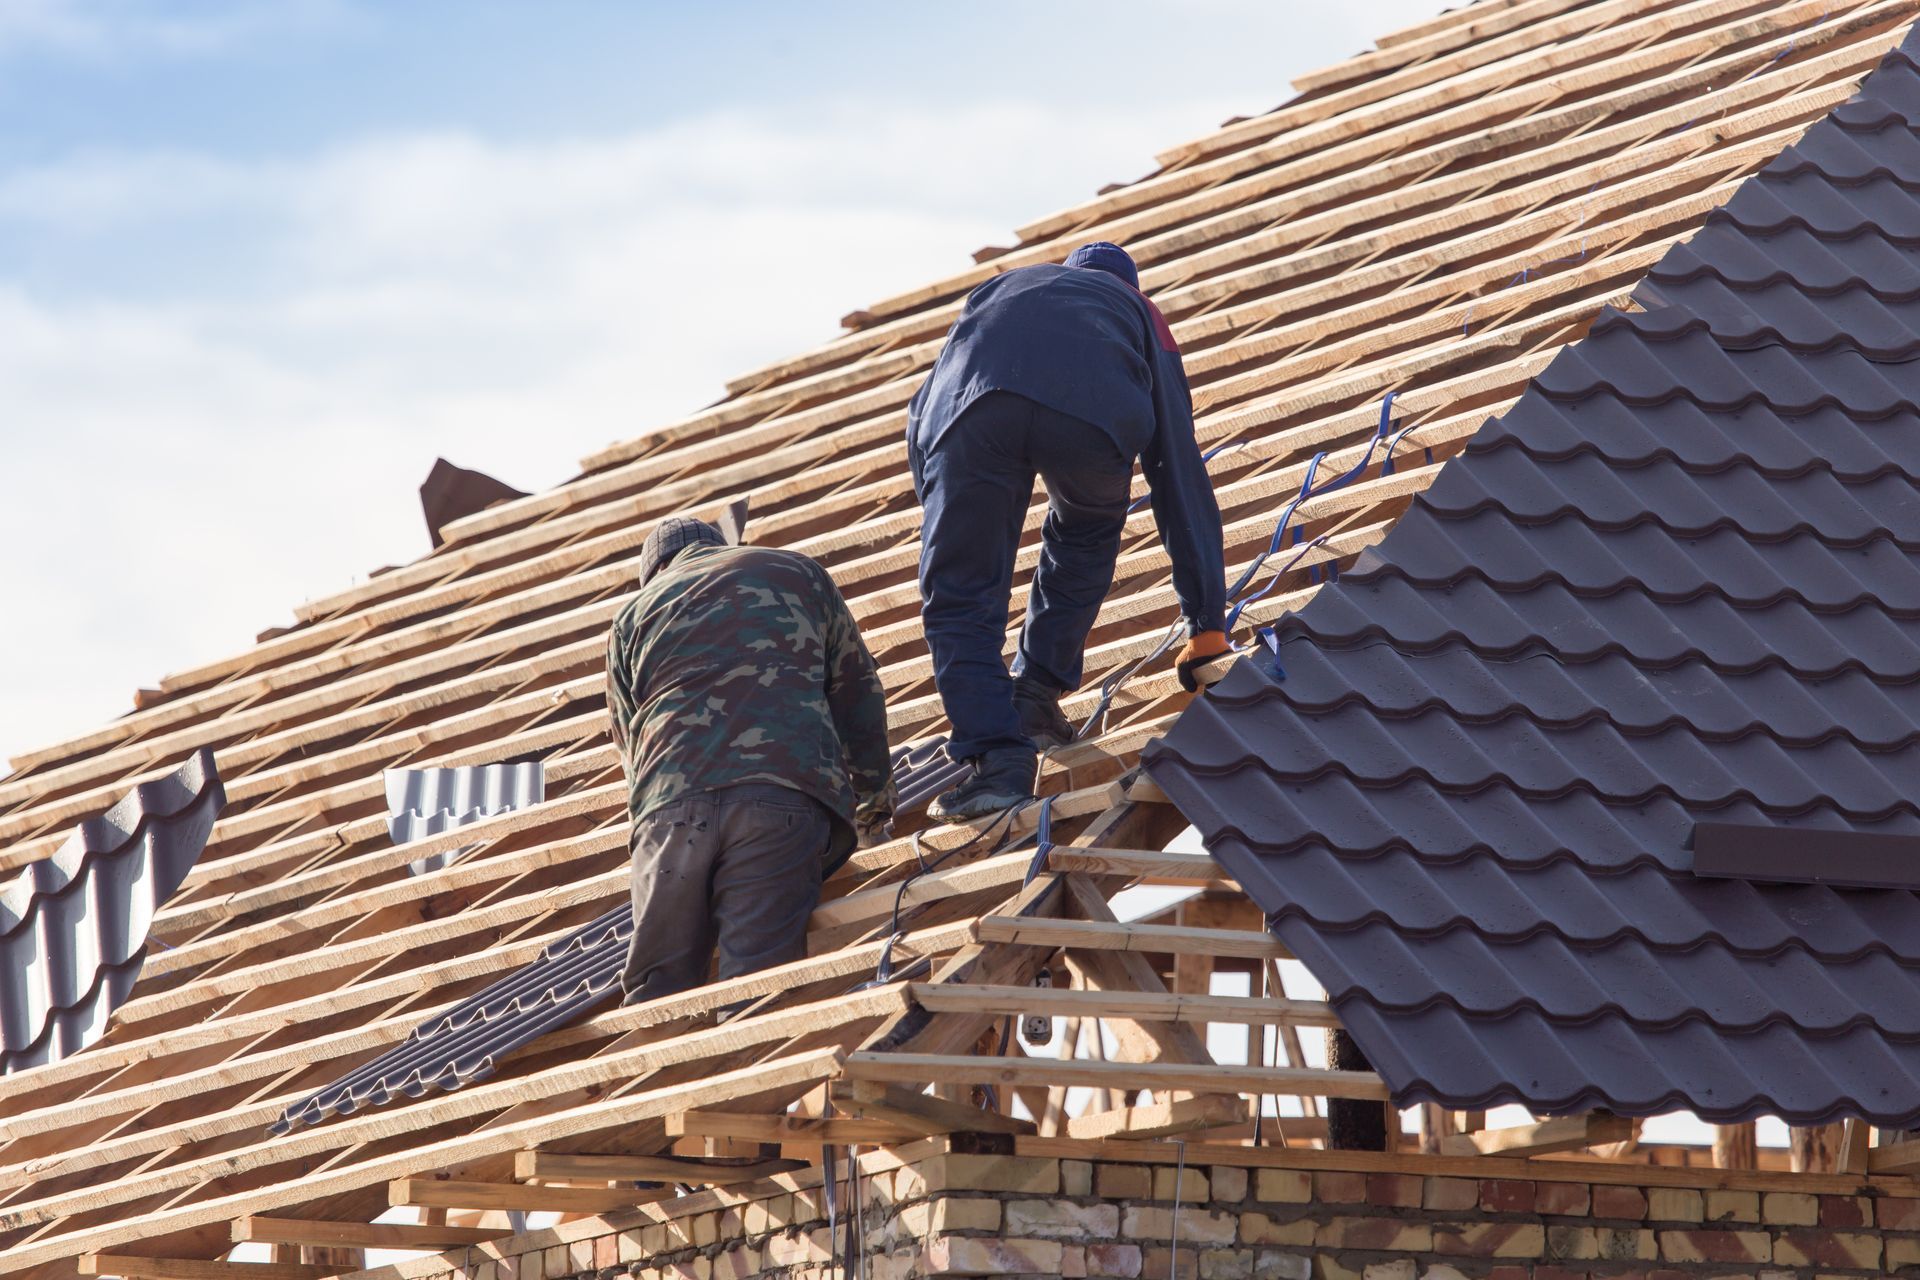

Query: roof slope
[1147,25,1920,1127]
[0,0,1915,1268]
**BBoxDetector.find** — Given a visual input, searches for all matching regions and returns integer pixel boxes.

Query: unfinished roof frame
[3,1,1920,1275]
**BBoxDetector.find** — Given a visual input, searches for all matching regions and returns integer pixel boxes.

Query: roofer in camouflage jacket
[606,516,894,1005]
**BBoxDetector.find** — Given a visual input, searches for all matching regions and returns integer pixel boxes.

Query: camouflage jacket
[605,543,893,870]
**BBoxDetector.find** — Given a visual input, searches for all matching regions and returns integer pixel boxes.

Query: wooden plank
[978,915,1291,960]
[833,1081,1038,1137]
[0,921,966,1160]
[1440,1112,1634,1158]
[906,984,1339,1028]
[1010,0,1861,244]
[390,1178,675,1214]
[231,1217,509,1249]
[753,15,1850,400]
[0,1021,863,1241]
[809,848,1032,932]
[1011,1135,1920,1196]
[663,1112,920,1145]
[843,1052,1391,1101]
[82,1259,345,1280]
[1839,1119,1872,1175]
[1066,1093,1251,1141]
[1290,0,1590,93]
[1867,1137,1920,1175]
[1056,869,1216,1070]
[512,1152,805,1184]
[1039,847,1229,885]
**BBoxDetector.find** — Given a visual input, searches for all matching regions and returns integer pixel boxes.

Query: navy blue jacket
[908,264,1227,631]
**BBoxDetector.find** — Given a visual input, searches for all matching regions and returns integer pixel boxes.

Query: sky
[0,0,1456,762]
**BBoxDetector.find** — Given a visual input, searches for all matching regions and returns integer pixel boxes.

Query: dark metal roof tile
[1331,1002,1920,1127]
[1313,574,1920,678]
[1770,109,1920,185]
[1279,919,1920,1038]
[1471,393,1920,481]
[1263,634,1920,748]
[1147,28,1920,1124]
[1379,504,1920,609]
[0,749,224,1072]
[1621,275,1920,356]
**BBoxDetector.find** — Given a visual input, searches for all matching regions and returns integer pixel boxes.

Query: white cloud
[0,97,1243,761]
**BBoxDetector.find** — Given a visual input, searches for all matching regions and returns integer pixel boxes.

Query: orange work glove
[1176,630,1233,692]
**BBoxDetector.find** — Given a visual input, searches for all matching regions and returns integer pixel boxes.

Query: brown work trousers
[620,783,829,1006]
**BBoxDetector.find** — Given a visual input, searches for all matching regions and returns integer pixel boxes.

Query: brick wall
[355,1147,1920,1280]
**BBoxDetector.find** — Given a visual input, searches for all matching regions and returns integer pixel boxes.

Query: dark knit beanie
[638,516,726,585]
[1063,241,1139,289]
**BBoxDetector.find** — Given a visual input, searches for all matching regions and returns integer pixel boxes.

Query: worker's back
[909,263,1176,458]
[605,542,880,861]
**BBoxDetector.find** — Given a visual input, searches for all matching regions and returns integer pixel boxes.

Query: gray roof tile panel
[1146,26,1920,1126]
[385,762,545,875]
[1470,396,1920,480]
[0,748,224,1072]
[1279,919,1920,1038]
[272,903,627,1134]
[1265,634,1920,748]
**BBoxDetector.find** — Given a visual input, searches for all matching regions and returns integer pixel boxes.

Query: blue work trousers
[910,391,1132,759]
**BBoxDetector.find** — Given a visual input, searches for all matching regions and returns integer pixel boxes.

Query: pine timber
[81,1258,348,1280]
[663,1113,920,1145]
[1064,1094,1252,1141]
[511,1153,806,1185]
[231,1218,509,1250]
[841,1052,1392,1100]
[1011,1136,1920,1197]
[1440,1113,1637,1158]
[906,984,1339,1028]
[976,916,1293,960]
[389,1180,673,1215]
[832,1082,1037,1137]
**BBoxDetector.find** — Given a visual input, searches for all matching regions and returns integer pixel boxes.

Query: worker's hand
[855,785,896,848]
[1175,630,1233,692]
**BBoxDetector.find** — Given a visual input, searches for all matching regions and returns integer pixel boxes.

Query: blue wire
[1225,392,1398,629]
[1126,439,1245,514]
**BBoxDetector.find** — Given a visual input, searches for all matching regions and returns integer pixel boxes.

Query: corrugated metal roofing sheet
[1146,29,1920,1128]
[271,902,627,1134]
[0,749,223,1073]
[385,762,544,875]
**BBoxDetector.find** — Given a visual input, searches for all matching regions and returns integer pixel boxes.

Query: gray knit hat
[639,517,726,585]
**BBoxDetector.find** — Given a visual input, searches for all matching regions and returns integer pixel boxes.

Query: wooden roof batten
[2,0,1917,1275]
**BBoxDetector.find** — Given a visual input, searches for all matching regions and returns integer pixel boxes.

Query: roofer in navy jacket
[907,241,1230,819]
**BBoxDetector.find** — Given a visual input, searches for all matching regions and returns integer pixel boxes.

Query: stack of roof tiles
[0,0,1914,1268]
[1148,25,1920,1127]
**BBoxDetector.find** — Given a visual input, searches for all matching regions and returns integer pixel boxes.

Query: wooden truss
[0,0,1915,1275]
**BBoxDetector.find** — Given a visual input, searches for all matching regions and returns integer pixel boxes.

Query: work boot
[1012,675,1077,750]
[930,746,1038,821]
